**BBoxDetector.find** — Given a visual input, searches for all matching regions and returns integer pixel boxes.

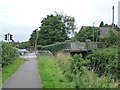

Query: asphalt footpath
[2,53,41,88]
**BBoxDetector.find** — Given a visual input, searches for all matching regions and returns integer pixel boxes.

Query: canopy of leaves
[29,12,76,46]
[29,30,37,46]
[99,21,104,27]
[37,14,69,45]
[10,41,30,50]
[55,11,76,35]
[75,27,99,42]
[1,42,18,67]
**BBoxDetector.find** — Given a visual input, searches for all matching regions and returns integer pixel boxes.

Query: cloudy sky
[0,0,119,42]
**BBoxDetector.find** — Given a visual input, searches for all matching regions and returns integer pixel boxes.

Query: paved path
[3,53,41,88]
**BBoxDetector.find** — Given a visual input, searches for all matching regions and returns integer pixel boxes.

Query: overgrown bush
[99,30,118,47]
[87,46,118,78]
[37,40,70,54]
[56,52,70,69]
[56,53,116,88]
[1,42,18,67]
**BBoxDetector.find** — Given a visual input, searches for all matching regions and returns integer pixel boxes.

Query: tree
[18,41,30,50]
[37,14,69,45]
[29,30,37,46]
[75,27,99,42]
[10,41,30,50]
[29,12,76,46]
[104,24,108,27]
[99,21,104,27]
[55,11,76,36]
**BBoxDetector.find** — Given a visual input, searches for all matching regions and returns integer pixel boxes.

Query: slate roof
[79,26,110,37]
[99,27,109,37]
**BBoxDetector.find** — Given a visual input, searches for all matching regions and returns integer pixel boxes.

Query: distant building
[99,27,110,37]
[118,1,120,28]
[80,26,109,37]
[80,26,98,31]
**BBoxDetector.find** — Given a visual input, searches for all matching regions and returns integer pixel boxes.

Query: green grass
[37,55,75,88]
[2,57,25,84]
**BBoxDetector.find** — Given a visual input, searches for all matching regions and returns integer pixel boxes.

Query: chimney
[112,6,114,30]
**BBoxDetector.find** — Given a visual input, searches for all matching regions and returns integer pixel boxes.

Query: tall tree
[55,11,76,36]
[37,14,69,45]
[29,30,37,46]
[29,12,76,46]
[99,21,104,27]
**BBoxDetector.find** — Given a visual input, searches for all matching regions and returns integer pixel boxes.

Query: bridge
[64,40,98,58]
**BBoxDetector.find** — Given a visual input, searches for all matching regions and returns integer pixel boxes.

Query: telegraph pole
[35,27,39,55]
[93,22,95,42]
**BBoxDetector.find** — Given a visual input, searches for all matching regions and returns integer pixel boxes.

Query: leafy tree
[55,11,76,36]
[75,27,99,42]
[2,42,17,67]
[10,41,30,49]
[29,30,37,46]
[99,21,104,27]
[104,24,108,27]
[18,41,30,50]
[29,12,76,46]
[37,14,69,45]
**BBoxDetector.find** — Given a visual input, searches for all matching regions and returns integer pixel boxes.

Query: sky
[0,0,119,42]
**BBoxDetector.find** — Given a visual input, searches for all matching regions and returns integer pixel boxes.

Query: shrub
[99,30,118,47]
[1,42,18,67]
[65,54,90,82]
[73,67,116,88]
[57,54,117,88]
[56,52,70,68]
[87,46,118,78]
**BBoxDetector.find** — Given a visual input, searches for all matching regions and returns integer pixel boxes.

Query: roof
[79,26,110,37]
[80,26,98,31]
[99,27,109,37]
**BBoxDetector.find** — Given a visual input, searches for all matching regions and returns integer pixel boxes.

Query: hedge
[37,40,71,54]
[1,42,18,67]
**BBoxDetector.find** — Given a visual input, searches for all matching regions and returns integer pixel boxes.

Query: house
[79,26,110,37]
[80,26,98,31]
[99,27,110,37]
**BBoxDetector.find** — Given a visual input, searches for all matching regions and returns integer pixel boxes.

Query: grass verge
[2,57,25,84]
[37,55,75,88]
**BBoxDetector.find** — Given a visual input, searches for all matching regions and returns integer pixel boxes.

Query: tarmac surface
[3,53,41,88]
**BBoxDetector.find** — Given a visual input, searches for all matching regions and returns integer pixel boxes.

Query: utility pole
[8,33,10,42]
[93,22,95,42]
[35,27,39,55]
